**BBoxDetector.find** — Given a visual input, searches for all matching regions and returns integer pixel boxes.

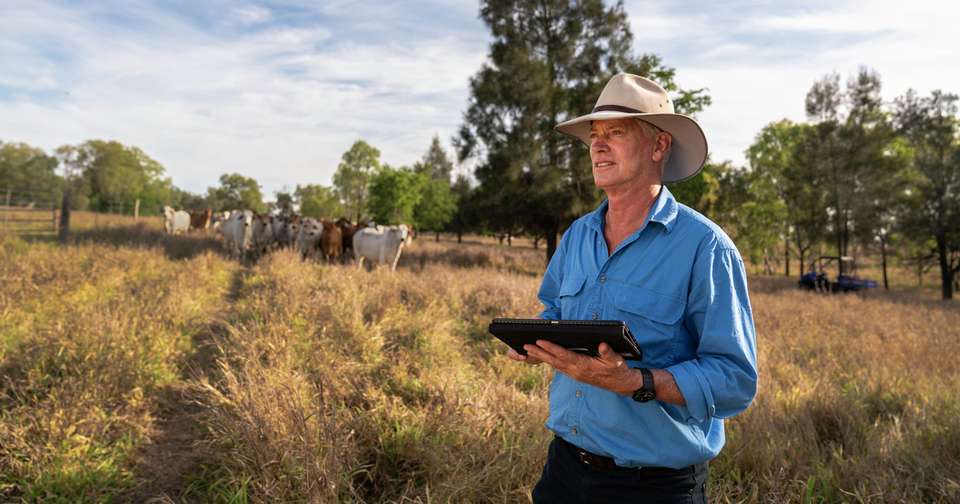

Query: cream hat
[555,73,708,183]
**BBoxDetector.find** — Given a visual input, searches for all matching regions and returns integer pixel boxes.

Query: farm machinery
[799,256,878,293]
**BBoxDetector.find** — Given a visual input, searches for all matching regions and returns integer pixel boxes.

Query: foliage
[366,165,425,225]
[206,173,266,213]
[54,140,174,215]
[414,177,458,233]
[0,141,62,199]
[295,183,343,219]
[415,135,454,182]
[333,140,381,221]
[894,89,960,298]
[456,0,711,260]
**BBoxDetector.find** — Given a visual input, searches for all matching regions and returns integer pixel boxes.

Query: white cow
[353,225,409,271]
[222,210,253,259]
[163,206,190,234]
[296,217,324,261]
[211,211,232,234]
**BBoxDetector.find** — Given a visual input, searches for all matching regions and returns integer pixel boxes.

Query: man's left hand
[523,340,641,396]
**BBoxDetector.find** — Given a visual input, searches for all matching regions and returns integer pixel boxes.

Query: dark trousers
[532,437,708,504]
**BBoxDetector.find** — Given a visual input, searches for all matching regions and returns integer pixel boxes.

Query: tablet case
[488,318,642,360]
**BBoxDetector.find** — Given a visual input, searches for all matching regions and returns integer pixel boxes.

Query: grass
[1,216,958,502]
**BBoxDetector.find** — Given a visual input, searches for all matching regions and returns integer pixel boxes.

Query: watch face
[632,390,656,402]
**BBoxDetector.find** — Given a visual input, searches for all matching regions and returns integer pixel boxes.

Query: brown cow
[320,220,343,263]
[335,217,357,261]
[189,208,212,232]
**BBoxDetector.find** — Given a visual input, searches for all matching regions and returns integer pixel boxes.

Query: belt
[555,435,635,471]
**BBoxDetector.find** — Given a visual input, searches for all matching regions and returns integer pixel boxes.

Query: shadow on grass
[21,223,227,261]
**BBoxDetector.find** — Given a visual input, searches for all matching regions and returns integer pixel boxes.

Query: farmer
[508,73,758,503]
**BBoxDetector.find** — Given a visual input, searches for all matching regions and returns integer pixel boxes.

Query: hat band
[592,104,644,114]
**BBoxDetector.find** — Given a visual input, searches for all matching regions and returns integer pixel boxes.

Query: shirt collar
[586,185,679,234]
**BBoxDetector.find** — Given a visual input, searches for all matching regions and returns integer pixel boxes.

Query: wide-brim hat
[555,73,708,183]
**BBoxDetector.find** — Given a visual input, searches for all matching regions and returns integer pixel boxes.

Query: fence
[0,187,59,235]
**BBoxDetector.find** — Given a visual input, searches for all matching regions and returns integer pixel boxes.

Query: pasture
[1,217,958,503]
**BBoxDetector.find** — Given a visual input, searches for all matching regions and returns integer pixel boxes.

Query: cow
[222,210,253,260]
[320,220,343,263]
[251,213,274,259]
[270,215,288,248]
[285,215,302,249]
[163,206,191,234]
[296,217,323,261]
[336,217,359,261]
[211,211,231,234]
[189,208,213,232]
[353,224,409,272]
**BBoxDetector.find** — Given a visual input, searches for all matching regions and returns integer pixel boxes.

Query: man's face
[589,118,663,191]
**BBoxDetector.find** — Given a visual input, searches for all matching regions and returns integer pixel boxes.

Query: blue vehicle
[800,256,877,293]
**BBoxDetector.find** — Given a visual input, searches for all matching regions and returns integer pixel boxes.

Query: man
[507,73,758,503]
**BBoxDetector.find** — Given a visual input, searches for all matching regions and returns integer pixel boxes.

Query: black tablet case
[488,318,642,360]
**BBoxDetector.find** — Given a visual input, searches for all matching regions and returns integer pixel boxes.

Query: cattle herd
[161,206,412,271]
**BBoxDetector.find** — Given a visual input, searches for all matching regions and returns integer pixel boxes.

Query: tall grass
[1,227,958,502]
[0,232,235,501]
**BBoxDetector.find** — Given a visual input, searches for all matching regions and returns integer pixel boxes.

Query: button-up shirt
[537,186,758,469]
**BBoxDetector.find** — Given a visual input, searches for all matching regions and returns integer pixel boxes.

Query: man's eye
[611,129,624,135]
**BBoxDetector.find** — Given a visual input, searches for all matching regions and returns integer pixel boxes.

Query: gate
[0,187,59,235]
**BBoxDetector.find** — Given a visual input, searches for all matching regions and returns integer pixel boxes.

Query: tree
[457,0,710,262]
[295,184,343,219]
[333,140,381,221]
[207,173,266,213]
[449,174,476,244]
[273,189,294,214]
[416,135,454,182]
[414,178,458,240]
[367,166,424,225]
[894,89,960,299]
[0,141,62,201]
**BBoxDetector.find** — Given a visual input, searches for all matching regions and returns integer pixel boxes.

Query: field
[1,216,959,503]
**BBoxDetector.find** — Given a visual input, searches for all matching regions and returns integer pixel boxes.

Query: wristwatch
[631,368,656,402]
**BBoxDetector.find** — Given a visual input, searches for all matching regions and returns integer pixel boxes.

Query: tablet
[488,318,642,360]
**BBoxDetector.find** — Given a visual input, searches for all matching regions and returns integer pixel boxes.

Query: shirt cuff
[665,360,716,423]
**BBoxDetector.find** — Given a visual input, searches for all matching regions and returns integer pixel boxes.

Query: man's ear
[651,132,672,163]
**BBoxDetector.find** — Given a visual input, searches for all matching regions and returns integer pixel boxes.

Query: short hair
[635,119,673,168]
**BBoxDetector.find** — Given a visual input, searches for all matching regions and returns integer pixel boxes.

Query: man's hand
[506,347,544,365]
[522,340,641,395]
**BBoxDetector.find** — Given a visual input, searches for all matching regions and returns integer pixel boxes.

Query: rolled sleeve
[668,245,758,423]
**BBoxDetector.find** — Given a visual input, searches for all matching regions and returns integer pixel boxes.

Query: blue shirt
[537,186,758,469]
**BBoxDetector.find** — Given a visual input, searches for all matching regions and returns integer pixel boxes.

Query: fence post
[59,190,71,243]
[134,199,140,221]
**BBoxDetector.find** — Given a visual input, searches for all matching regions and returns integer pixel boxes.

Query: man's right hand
[506,347,543,365]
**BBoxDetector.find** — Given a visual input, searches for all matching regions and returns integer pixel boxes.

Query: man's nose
[591,138,609,152]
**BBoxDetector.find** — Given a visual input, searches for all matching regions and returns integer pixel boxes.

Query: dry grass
[1,223,958,503]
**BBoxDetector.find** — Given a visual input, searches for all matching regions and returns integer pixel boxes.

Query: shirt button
[571,427,579,435]
[591,312,599,320]
[599,274,606,283]
[575,390,583,398]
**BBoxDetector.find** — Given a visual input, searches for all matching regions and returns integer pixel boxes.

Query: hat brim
[555,112,708,183]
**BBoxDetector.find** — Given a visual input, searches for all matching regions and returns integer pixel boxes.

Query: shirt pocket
[558,275,586,319]
[613,288,685,366]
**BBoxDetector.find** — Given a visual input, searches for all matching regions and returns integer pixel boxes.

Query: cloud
[0,0,488,196]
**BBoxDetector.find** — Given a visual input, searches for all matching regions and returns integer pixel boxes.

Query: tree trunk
[784,241,790,277]
[545,228,558,265]
[457,230,462,244]
[435,231,440,242]
[58,191,71,243]
[880,236,889,291]
[936,231,953,300]
[507,233,512,247]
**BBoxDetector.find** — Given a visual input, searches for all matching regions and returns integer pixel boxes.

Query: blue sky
[1,0,957,197]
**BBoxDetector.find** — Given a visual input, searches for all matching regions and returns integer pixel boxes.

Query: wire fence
[0,187,59,234]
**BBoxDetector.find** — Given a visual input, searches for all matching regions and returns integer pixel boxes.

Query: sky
[1,0,958,198]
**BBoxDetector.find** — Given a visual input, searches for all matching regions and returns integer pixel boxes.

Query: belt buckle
[576,450,591,466]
